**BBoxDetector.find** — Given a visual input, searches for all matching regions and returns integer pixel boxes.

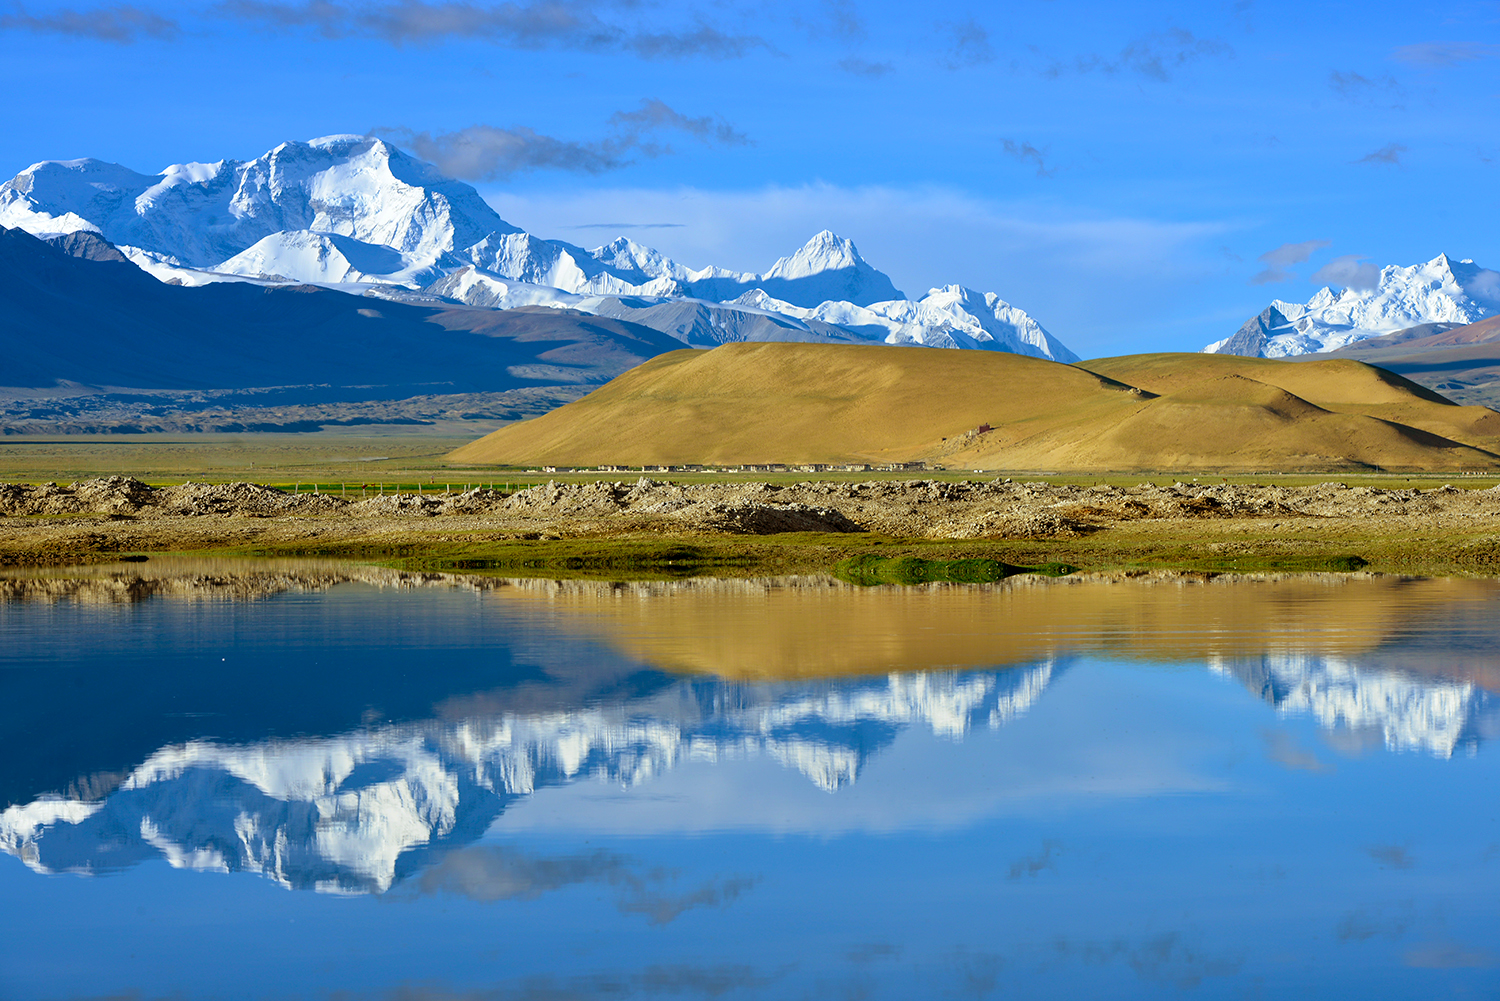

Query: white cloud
[1311,254,1381,290]
[1250,238,1330,284]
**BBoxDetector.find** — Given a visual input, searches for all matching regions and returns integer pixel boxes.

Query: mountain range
[0,135,1077,365]
[1207,254,1500,358]
[10,132,1500,433]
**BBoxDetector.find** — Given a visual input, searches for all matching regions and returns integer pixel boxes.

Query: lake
[1,560,1498,999]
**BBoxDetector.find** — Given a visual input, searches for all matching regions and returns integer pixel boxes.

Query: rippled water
[2,561,1498,999]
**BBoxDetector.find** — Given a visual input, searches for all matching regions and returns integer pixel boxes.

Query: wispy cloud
[1109,28,1231,81]
[1365,844,1415,869]
[376,99,748,180]
[1355,142,1407,165]
[1000,139,1054,178]
[356,963,778,1000]
[410,845,757,926]
[215,0,771,58]
[617,875,757,925]
[838,56,894,77]
[1250,239,1330,285]
[1329,69,1404,107]
[608,98,750,146]
[941,16,993,69]
[1310,254,1380,290]
[1404,943,1497,969]
[1041,29,1231,82]
[1393,41,1500,67]
[1049,933,1242,990]
[1336,903,1413,943]
[793,0,864,41]
[413,846,629,902]
[0,3,178,40]
[378,124,628,178]
[1262,729,1333,771]
[627,22,770,60]
[1007,839,1060,879]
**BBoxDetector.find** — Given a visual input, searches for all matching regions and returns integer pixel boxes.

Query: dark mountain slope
[0,226,683,395]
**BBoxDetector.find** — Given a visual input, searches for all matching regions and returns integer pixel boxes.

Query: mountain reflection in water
[1,561,1498,900]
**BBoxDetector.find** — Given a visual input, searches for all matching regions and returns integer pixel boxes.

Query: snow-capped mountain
[1213,653,1498,758]
[1207,254,1500,357]
[0,666,1055,894]
[734,284,1081,361]
[0,135,1076,363]
[0,136,513,284]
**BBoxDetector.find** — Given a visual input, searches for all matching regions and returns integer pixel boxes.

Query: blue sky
[3,0,1498,357]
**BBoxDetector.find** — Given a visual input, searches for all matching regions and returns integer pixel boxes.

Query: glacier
[1206,254,1500,357]
[0,135,1077,363]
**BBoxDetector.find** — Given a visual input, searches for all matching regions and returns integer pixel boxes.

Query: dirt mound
[0,478,345,518]
[348,493,448,517]
[0,477,160,516]
[156,482,343,517]
[496,478,862,534]
[682,501,862,534]
[948,509,1093,539]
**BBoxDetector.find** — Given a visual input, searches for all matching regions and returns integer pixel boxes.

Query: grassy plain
[224,524,1495,580]
[9,431,1500,491]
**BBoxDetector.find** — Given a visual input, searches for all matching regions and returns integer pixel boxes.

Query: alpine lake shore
[4,433,1500,582]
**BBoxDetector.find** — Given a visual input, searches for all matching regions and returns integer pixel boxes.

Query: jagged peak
[765,230,865,278]
[924,283,985,302]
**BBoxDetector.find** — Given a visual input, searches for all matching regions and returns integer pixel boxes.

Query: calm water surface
[1,560,1498,1000]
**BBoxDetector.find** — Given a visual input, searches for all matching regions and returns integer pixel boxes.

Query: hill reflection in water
[2,561,1500,1000]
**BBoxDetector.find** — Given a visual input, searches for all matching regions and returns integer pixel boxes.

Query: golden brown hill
[1298,316,1500,411]
[1084,351,1500,454]
[449,342,1500,472]
[1082,351,1451,404]
[452,343,1145,467]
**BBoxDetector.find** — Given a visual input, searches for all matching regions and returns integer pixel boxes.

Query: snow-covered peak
[157,160,225,186]
[1209,253,1500,357]
[0,157,150,236]
[729,288,801,315]
[589,235,683,281]
[764,229,862,280]
[748,283,1078,362]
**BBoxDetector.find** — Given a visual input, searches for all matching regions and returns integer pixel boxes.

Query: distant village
[535,462,931,474]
